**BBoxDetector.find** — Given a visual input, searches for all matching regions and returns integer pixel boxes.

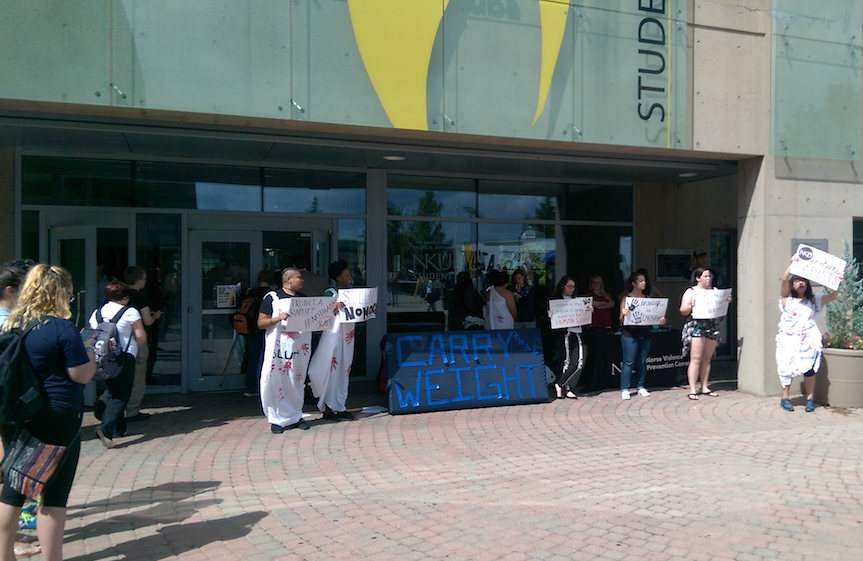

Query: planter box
[814,348,863,408]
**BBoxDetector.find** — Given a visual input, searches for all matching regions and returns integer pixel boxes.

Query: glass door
[50,225,96,329]
[188,230,262,391]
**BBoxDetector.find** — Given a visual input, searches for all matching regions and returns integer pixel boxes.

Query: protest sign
[386,328,548,414]
[339,288,378,323]
[691,289,732,319]
[789,244,845,290]
[549,297,593,329]
[284,296,337,331]
[622,297,668,326]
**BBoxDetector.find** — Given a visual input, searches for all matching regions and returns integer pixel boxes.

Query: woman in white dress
[775,255,840,412]
[484,269,516,331]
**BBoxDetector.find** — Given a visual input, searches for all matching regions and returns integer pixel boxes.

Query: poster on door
[215,283,239,308]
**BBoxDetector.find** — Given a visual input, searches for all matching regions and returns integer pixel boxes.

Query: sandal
[564,390,577,399]
[701,390,719,397]
[14,545,40,558]
[687,393,699,400]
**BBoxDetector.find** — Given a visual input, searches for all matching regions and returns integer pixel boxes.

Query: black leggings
[1,406,82,508]
[99,352,135,438]
[557,331,587,388]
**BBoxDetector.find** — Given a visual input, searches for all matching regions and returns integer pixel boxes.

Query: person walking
[0,264,96,561]
[775,255,840,412]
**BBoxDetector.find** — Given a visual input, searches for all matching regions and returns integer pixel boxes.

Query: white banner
[623,297,668,326]
[691,289,732,320]
[339,288,378,323]
[549,297,592,329]
[789,244,846,290]
[284,296,337,332]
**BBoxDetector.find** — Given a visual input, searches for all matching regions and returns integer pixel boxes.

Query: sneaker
[288,419,310,430]
[621,390,631,400]
[781,398,794,412]
[93,400,106,421]
[322,411,339,421]
[94,427,114,449]
[126,412,151,422]
[270,423,285,434]
[637,388,650,397]
[805,398,815,412]
[242,392,257,398]
[334,410,355,420]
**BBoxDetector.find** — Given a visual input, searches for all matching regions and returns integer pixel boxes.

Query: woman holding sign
[679,268,730,400]
[776,255,840,412]
[308,261,357,421]
[619,271,666,400]
[550,276,592,399]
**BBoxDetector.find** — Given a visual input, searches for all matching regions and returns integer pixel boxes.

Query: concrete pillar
[0,149,14,263]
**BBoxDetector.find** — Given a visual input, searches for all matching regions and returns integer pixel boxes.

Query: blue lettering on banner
[385,328,548,415]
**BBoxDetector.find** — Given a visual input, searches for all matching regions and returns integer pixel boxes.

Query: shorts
[692,319,720,341]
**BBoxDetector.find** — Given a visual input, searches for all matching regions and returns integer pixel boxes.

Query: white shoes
[637,388,650,397]
[621,390,631,400]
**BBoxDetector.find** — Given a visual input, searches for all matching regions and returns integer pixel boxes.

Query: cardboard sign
[549,297,593,329]
[691,289,732,320]
[789,244,845,290]
[339,288,378,323]
[622,297,668,326]
[215,283,239,308]
[284,296,337,332]
[385,328,548,415]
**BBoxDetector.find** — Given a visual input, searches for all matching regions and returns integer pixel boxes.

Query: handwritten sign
[549,297,592,329]
[284,296,337,331]
[385,328,548,414]
[691,289,732,319]
[623,297,668,326]
[215,283,238,308]
[789,244,845,290]
[339,288,378,323]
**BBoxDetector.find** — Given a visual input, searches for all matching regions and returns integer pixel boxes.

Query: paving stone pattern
[62,386,863,561]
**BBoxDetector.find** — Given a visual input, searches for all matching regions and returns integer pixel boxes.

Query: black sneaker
[94,400,106,421]
[334,411,355,420]
[270,424,285,434]
[322,411,339,421]
[288,418,310,430]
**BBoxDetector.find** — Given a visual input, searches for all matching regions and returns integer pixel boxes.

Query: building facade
[0,0,860,397]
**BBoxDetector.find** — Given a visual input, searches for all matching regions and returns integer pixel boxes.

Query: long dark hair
[690,267,713,288]
[789,275,814,302]
[554,276,576,297]
[634,268,653,295]
[626,271,646,294]
[0,259,35,293]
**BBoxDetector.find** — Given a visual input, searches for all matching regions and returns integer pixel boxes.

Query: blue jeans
[620,335,651,391]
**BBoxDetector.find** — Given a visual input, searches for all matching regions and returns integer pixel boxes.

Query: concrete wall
[0,149,13,263]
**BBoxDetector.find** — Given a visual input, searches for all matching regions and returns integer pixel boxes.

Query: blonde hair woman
[0,265,96,561]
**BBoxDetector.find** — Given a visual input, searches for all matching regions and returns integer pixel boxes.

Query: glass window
[477,180,563,220]
[264,169,365,214]
[564,185,633,222]
[387,176,476,218]
[22,157,132,206]
[135,162,260,210]
[136,213,182,387]
[338,219,366,282]
[20,210,39,261]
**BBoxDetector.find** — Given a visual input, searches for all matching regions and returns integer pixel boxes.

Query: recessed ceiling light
[679,172,698,178]
[383,155,405,161]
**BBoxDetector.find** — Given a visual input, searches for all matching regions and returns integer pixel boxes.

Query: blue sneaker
[781,398,794,412]
[805,398,815,412]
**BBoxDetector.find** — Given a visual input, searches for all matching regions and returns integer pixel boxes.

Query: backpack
[0,318,48,427]
[84,306,132,382]
[232,294,261,336]
[426,285,441,304]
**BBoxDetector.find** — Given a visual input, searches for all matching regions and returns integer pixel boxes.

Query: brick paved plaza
[60,381,863,561]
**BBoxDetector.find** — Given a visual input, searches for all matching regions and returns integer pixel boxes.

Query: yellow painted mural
[534,0,569,125]
[346,0,449,131]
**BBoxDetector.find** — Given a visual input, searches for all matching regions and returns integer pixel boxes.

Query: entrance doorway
[186,218,333,392]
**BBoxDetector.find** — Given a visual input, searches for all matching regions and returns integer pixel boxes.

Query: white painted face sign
[789,244,845,290]
[284,296,337,332]
[339,287,378,323]
[549,297,593,329]
[623,297,668,326]
[691,289,732,320]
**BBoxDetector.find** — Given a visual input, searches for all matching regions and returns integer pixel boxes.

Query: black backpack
[0,318,49,427]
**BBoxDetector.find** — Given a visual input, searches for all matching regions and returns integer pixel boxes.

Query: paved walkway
[54,381,863,561]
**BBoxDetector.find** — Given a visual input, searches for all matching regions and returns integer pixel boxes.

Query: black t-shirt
[129,289,150,312]
[258,289,306,317]
[24,318,90,412]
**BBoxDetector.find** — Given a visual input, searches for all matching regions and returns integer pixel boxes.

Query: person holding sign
[549,276,593,399]
[257,268,312,433]
[679,268,731,400]
[619,271,666,400]
[308,261,357,421]
[776,255,841,413]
